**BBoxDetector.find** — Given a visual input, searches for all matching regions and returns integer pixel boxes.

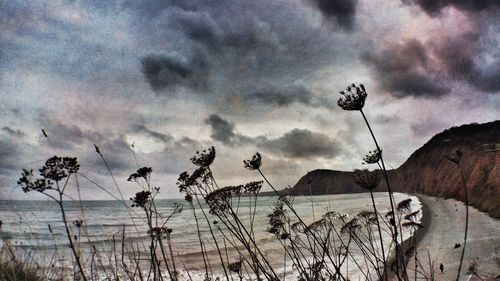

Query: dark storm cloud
[308,0,358,30]
[140,51,210,94]
[261,129,343,159]
[2,126,25,138]
[128,0,358,108]
[131,124,172,143]
[205,114,342,159]
[402,0,499,16]
[362,40,451,98]
[431,32,500,93]
[204,114,252,145]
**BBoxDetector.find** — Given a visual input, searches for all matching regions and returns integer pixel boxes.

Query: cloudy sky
[1,0,499,200]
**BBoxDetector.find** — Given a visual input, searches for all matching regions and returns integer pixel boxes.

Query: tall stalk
[57,190,87,281]
[453,157,469,281]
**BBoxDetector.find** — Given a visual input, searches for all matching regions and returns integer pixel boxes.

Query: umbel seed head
[337,83,368,111]
[190,147,216,167]
[363,149,382,164]
[353,169,382,190]
[243,152,262,170]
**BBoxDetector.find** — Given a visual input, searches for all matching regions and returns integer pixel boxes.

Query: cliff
[292,121,500,219]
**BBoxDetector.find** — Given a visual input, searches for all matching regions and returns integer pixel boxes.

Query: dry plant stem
[56,182,88,281]
[219,210,277,280]
[189,204,210,277]
[193,193,231,281]
[455,164,469,281]
[95,153,150,251]
[227,209,279,277]
[257,169,348,281]
[360,109,405,281]
[369,190,387,273]
[158,237,174,280]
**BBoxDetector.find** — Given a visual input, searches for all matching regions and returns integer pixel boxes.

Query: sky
[1,0,499,200]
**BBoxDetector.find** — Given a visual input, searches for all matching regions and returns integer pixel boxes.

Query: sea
[0,192,422,280]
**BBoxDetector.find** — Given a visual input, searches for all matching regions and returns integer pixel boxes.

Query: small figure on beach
[440,263,444,273]
[454,243,461,249]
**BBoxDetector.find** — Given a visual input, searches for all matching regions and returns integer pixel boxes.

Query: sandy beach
[410,195,500,281]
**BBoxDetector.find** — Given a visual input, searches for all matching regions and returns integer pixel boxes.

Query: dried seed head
[353,169,382,190]
[267,200,287,237]
[243,180,263,195]
[74,219,83,228]
[341,218,360,235]
[337,83,368,111]
[190,147,216,167]
[130,190,151,208]
[205,185,242,215]
[148,226,172,238]
[184,194,193,204]
[127,167,153,181]
[357,211,377,225]
[305,219,326,234]
[363,149,382,164]
[228,260,242,273]
[177,167,209,192]
[18,169,53,193]
[39,156,80,181]
[243,152,262,170]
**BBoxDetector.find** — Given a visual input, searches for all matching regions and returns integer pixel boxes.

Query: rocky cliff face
[292,121,500,219]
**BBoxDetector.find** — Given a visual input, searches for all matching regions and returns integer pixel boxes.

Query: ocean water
[0,192,421,280]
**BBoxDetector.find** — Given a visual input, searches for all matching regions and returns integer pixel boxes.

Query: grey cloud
[40,122,105,150]
[248,86,313,107]
[373,114,401,125]
[2,126,25,138]
[362,39,451,98]
[131,124,172,143]
[410,119,447,137]
[130,0,355,107]
[176,136,200,147]
[431,32,500,93]
[204,114,251,145]
[402,0,499,16]
[470,63,500,93]
[308,0,358,30]
[171,4,282,54]
[205,114,343,159]
[227,85,337,109]
[0,140,21,172]
[140,51,210,94]
[261,129,343,159]
[86,136,136,174]
[173,11,222,52]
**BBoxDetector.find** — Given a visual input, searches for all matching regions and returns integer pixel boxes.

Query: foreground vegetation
[1,84,472,280]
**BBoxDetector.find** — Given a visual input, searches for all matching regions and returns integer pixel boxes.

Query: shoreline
[406,194,500,281]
